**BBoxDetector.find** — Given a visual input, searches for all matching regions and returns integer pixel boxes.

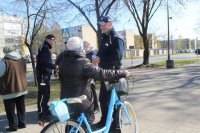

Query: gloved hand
[124,70,130,77]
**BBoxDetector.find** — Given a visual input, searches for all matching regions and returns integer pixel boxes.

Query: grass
[0,79,101,113]
[131,59,200,69]
[26,79,61,104]
[0,79,61,113]
[124,53,192,60]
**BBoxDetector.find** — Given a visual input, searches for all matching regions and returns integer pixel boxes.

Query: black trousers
[3,95,26,129]
[99,81,120,128]
[36,72,51,119]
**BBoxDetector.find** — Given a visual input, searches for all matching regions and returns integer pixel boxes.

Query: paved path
[127,62,200,133]
[1,62,200,133]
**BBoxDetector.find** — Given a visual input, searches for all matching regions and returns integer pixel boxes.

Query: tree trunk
[142,36,149,65]
[27,44,38,86]
[97,25,102,48]
[143,49,149,65]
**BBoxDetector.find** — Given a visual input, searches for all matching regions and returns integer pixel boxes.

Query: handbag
[105,78,130,95]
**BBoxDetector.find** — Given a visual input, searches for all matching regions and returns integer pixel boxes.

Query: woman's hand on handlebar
[124,70,130,77]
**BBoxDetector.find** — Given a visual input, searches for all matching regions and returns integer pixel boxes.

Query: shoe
[109,121,121,133]
[109,128,121,133]
[39,114,52,123]
[5,127,17,132]
[18,124,26,129]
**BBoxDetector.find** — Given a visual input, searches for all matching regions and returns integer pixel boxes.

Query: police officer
[93,16,124,133]
[36,34,57,122]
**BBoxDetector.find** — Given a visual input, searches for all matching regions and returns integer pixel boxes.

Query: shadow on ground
[0,111,38,131]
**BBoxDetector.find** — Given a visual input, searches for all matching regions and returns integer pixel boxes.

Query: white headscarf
[3,46,22,60]
[66,37,85,55]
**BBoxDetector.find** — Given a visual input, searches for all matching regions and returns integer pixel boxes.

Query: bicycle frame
[70,86,132,133]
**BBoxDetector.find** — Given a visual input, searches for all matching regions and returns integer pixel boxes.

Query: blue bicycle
[41,77,138,133]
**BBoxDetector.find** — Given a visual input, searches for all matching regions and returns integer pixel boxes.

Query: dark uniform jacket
[97,27,124,69]
[36,41,56,75]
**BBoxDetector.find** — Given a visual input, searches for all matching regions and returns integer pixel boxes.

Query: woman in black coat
[56,37,129,124]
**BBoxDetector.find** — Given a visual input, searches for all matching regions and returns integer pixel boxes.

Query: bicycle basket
[49,100,70,122]
[106,77,134,96]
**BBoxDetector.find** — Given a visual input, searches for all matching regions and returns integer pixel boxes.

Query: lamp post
[166,0,174,68]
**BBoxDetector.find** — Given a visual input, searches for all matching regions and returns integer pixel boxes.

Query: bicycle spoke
[40,120,85,133]
[119,101,138,133]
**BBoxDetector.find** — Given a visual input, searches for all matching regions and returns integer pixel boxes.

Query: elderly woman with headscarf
[0,46,27,132]
[55,36,129,125]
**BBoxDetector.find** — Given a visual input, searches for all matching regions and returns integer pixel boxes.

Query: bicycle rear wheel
[118,101,138,133]
[41,119,86,133]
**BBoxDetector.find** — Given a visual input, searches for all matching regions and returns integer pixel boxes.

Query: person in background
[0,46,27,132]
[83,41,99,113]
[92,15,125,133]
[56,36,129,125]
[36,34,57,122]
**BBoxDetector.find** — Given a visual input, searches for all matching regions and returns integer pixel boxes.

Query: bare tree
[63,0,120,47]
[32,22,65,55]
[124,0,163,65]
[13,0,67,85]
[124,0,196,65]
[23,0,48,85]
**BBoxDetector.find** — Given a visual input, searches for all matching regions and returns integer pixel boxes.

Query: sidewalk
[129,62,200,133]
[0,104,42,133]
[0,62,200,133]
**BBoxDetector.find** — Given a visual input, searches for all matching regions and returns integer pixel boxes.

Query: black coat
[58,50,126,98]
[36,41,55,75]
[57,50,126,122]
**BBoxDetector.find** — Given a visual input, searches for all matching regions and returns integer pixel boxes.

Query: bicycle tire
[118,101,138,133]
[40,119,86,133]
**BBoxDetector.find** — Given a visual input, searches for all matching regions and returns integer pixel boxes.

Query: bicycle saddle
[67,95,87,104]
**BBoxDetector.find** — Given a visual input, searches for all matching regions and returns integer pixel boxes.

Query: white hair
[66,37,84,52]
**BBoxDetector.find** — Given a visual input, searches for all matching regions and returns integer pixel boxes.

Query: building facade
[134,33,158,50]
[62,24,98,50]
[61,24,137,51]
[0,16,23,58]
[118,29,135,49]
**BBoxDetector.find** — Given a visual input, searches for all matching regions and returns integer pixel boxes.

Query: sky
[113,1,200,40]
[0,1,200,39]
[158,1,200,39]
[172,2,200,39]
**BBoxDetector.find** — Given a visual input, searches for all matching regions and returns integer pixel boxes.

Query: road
[27,53,197,70]
[26,53,198,83]
[126,63,200,133]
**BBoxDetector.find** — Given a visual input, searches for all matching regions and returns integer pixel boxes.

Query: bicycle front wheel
[41,119,86,133]
[118,101,138,133]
